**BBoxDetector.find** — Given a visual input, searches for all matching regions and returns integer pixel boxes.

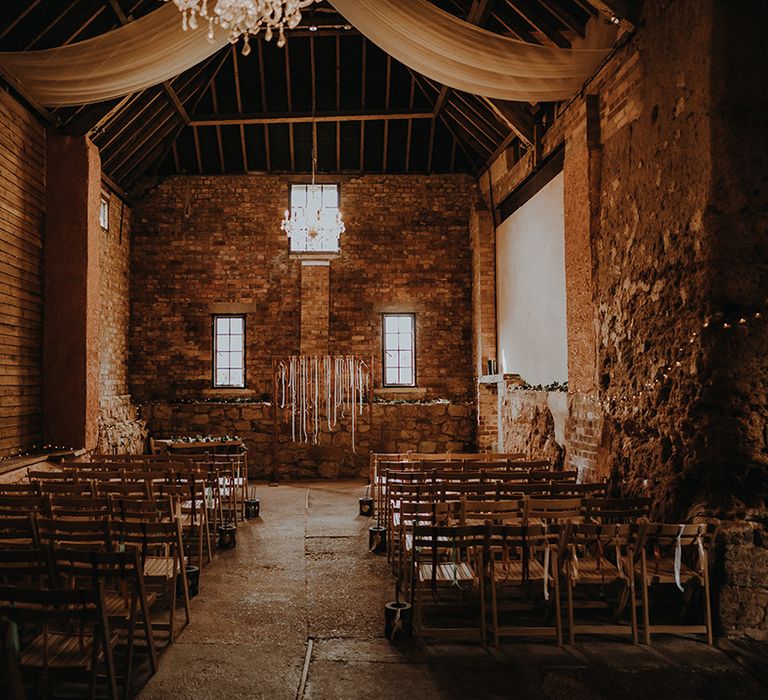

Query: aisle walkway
[139,481,766,699]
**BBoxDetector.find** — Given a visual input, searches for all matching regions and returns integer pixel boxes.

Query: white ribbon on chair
[673,524,685,592]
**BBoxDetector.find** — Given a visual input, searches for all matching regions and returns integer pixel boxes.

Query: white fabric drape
[0,3,229,107]
[328,0,616,102]
[0,0,617,108]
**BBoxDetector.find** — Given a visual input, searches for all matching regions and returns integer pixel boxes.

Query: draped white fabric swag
[0,0,617,108]
[0,4,229,107]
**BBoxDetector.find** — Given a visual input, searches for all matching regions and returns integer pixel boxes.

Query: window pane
[216,317,229,334]
[397,333,411,350]
[291,185,307,208]
[400,351,412,368]
[399,367,413,385]
[322,185,338,208]
[384,316,399,333]
[218,336,230,352]
[230,317,243,334]
[217,369,229,386]
[385,333,399,351]
[230,370,244,387]
[229,351,243,370]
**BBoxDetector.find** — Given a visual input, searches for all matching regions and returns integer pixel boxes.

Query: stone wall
[473,0,768,636]
[0,90,45,458]
[97,188,145,454]
[140,399,475,479]
[131,173,477,402]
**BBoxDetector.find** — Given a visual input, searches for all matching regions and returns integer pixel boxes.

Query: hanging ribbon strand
[275,355,371,453]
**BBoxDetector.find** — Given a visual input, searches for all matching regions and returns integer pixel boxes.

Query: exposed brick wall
[469,208,496,379]
[97,190,144,454]
[0,90,45,458]
[131,174,477,401]
[300,262,330,355]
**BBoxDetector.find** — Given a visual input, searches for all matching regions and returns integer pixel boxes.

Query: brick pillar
[470,208,497,378]
[300,261,329,355]
[563,96,600,393]
[43,133,101,450]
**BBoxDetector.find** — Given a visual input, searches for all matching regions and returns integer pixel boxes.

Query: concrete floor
[138,480,767,699]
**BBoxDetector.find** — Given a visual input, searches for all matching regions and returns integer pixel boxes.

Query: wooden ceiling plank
[63,6,109,46]
[210,80,226,174]
[336,121,341,172]
[444,101,500,151]
[537,0,587,38]
[583,0,634,31]
[405,118,413,173]
[360,38,367,109]
[483,97,535,146]
[257,37,269,112]
[507,0,571,48]
[232,47,249,171]
[106,108,180,174]
[427,118,436,174]
[466,0,496,26]
[24,3,74,50]
[0,0,44,41]
[443,105,495,155]
[451,91,508,139]
[193,125,202,174]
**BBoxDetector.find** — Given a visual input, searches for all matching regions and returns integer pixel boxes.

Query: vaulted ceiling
[1,0,605,194]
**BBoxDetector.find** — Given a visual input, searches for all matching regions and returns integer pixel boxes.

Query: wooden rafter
[583,0,635,31]
[231,46,249,171]
[483,98,535,146]
[190,110,435,126]
[507,1,571,48]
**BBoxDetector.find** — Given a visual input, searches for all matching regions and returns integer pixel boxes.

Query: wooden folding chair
[0,548,52,586]
[585,497,651,523]
[552,481,609,497]
[34,480,96,497]
[96,481,153,499]
[410,524,486,646]
[563,522,638,644]
[635,522,717,645]
[0,495,51,518]
[157,475,212,568]
[0,584,119,700]
[51,547,159,688]
[109,495,176,523]
[108,518,190,643]
[0,515,39,549]
[487,523,564,646]
[459,497,525,526]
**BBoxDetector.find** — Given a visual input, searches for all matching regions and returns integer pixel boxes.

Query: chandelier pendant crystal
[167,1,320,53]
[281,149,345,253]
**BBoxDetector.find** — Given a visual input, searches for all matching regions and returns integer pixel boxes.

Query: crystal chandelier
[281,150,345,253]
[168,1,319,53]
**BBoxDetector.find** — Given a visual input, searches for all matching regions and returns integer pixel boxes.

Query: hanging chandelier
[281,150,345,253]
[167,1,320,53]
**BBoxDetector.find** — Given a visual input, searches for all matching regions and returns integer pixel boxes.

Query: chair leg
[125,596,138,700]
[478,555,487,647]
[640,550,651,645]
[567,575,575,645]
[629,576,639,645]
[552,554,562,647]
[168,576,177,644]
[490,568,499,648]
[703,563,714,646]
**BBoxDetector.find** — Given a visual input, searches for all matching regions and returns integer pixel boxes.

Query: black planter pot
[217,523,237,550]
[384,601,412,640]
[245,498,260,519]
[359,497,374,517]
[368,525,387,554]
[178,565,200,598]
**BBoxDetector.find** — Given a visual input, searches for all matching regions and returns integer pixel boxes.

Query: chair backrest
[107,518,185,562]
[51,547,145,589]
[49,495,111,519]
[585,497,651,523]
[525,496,584,523]
[0,515,39,549]
[109,495,176,522]
[0,482,40,496]
[96,481,152,498]
[36,480,96,496]
[36,515,111,550]
[534,469,578,482]
[552,481,609,497]
[410,524,486,555]
[0,584,107,625]
[637,522,717,550]
[460,498,524,524]
[0,494,51,517]
[0,548,52,585]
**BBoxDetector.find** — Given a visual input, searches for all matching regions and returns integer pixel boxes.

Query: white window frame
[213,315,246,388]
[100,194,110,230]
[382,313,416,387]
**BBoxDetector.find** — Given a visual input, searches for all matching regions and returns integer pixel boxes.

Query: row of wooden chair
[405,520,717,648]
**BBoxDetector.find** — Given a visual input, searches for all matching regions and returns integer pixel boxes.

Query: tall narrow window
[99,195,110,230]
[213,316,245,388]
[285,183,343,253]
[383,314,415,387]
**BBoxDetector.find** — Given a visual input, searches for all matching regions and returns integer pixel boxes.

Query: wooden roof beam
[584,0,635,32]
[190,109,435,126]
[483,98,535,146]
